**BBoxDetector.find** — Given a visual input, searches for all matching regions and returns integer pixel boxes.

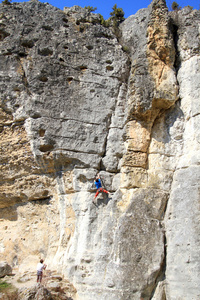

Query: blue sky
[8,0,200,19]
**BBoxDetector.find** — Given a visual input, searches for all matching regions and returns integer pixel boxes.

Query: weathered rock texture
[0,0,199,299]
[0,261,12,277]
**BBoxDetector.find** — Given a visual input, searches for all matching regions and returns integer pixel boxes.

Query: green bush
[98,14,110,27]
[110,4,125,21]
[84,6,97,13]
[122,45,130,53]
[0,280,11,291]
[171,1,181,10]
[0,280,18,300]
[1,0,12,5]
[100,4,125,36]
[109,4,125,27]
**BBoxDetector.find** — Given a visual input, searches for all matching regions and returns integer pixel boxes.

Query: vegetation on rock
[1,0,12,5]
[84,6,97,13]
[0,280,18,299]
[171,1,181,10]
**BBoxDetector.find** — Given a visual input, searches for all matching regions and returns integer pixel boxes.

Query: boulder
[0,262,12,278]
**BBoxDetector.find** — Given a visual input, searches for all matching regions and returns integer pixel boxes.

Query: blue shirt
[95,179,102,189]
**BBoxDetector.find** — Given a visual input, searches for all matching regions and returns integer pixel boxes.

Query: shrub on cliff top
[1,0,12,5]
[84,6,97,13]
[0,280,18,299]
[171,1,181,10]
[98,4,125,29]
[109,4,125,26]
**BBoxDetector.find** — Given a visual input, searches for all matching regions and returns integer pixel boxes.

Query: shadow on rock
[93,192,112,207]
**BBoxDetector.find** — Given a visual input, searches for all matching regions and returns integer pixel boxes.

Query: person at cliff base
[37,259,47,283]
[93,173,110,202]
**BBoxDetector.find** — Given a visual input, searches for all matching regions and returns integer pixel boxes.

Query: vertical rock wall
[164,7,200,299]
[0,0,200,299]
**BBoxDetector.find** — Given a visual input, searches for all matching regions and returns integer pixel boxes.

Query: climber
[93,173,110,203]
[36,259,47,283]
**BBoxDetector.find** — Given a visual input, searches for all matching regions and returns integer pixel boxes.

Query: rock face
[0,261,12,277]
[18,285,53,300]
[0,0,199,299]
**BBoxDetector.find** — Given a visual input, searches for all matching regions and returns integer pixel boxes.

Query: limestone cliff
[0,0,199,299]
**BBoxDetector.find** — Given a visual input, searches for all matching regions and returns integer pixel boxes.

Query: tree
[171,1,181,11]
[84,6,97,13]
[110,4,125,24]
[2,0,12,4]
[108,3,125,33]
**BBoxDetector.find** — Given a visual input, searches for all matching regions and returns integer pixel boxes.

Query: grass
[0,279,18,299]
[0,280,12,291]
